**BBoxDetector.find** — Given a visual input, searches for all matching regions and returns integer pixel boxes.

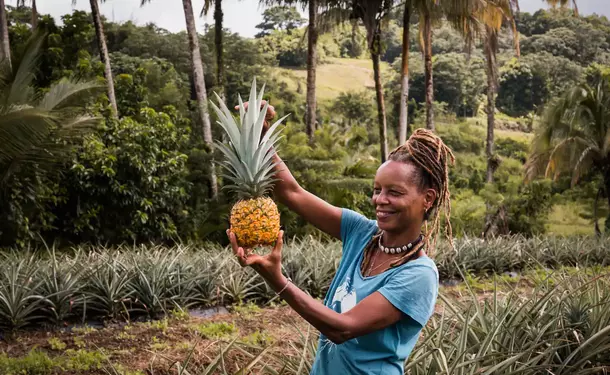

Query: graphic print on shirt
[330,277,357,313]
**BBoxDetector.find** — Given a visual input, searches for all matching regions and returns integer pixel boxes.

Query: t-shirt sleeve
[378,265,438,327]
[340,208,375,243]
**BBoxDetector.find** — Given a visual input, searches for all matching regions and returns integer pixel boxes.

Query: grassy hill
[270,57,390,101]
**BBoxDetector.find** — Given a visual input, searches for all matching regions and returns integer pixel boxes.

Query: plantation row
[182,274,610,375]
[0,235,609,330]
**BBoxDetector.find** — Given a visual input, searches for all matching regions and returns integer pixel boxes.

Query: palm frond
[0,34,99,190]
[526,78,610,186]
[39,79,102,111]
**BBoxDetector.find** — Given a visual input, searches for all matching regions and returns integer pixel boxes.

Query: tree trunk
[31,0,37,29]
[372,34,388,163]
[398,1,411,145]
[484,29,497,184]
[0,0,11,69]
[214,0,224,99]
[90,0,117,117]
[183,0,218,199]
[423,11,434,131]
[305,0,318,142]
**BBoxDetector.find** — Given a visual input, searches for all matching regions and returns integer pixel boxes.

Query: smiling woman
[225,99,455,374]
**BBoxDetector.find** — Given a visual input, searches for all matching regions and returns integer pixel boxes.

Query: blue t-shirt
[310,208,439,375]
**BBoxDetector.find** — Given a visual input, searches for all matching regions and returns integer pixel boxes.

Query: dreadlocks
[388,128,455,254]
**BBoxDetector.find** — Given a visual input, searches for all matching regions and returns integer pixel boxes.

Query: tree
[305,0,318,142]
[544,0,578,13]
[477,0,520,183]
[255,5,305,38]
[182,0,218,199]
[351,0,393,162]
[497,58,548,117]
[200,0,226,99]
[420,1,435,131]
[415,0,478,131]
[16,0,37,29]
[526,78,610,235]
[0,0,10,68]
[398,0,411,144]
[72,0,118,116]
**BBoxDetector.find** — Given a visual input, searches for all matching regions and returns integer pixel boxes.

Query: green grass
[547,202,607,236]
[270,57,390,101]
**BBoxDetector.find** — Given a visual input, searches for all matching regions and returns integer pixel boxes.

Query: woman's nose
[374,191,390,204]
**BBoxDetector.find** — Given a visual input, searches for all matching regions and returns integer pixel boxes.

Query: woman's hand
[235,100,276,137]
[226,229,286,290]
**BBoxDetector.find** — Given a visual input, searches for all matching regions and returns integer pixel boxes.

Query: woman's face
[372,161,437,233]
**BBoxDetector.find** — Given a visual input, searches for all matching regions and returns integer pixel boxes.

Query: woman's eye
[390,191,402,196]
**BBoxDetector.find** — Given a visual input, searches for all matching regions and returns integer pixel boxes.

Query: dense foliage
[0,5,608,248]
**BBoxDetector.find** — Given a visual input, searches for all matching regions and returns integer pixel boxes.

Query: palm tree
[526,80,610,235]
[200,0,226,99]
[183,0,218,199]
[305,0,319,141]
[0,0,10,69]
[17,0,37,29]
[350,0,393,162]
[0,35,101,190]
[398,0,411,145]
[72,0,118,117]
[544,0,578,13]
[476,0,519,183]
[139,0,218,198]
[261,0,322,142]
[419,1,436,131]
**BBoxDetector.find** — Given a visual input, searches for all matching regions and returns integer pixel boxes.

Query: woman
[227,102,454,374]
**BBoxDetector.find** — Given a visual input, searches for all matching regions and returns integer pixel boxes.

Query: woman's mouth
[376,211,396,220]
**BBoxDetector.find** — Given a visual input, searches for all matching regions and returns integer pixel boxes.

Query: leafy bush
[50,107,191,244]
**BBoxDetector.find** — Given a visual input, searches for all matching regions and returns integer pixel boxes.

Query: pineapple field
[1,236,610,374]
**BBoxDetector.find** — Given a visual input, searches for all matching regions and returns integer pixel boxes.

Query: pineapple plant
[210,78,289,248]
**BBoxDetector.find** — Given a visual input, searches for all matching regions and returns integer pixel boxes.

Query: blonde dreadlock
[388,128,455,255]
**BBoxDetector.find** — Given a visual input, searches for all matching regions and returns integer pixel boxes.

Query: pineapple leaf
[237,94,245,123]
[257,83,266,104]
[245,78,259,154]
[253,160,281,185]
[210,98,240,148]
[255,136,284,174]
[261,114,290,145]
[252,114,289,169]
[214,141,253,182]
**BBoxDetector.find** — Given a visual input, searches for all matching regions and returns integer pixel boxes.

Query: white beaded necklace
[378,234,423,254]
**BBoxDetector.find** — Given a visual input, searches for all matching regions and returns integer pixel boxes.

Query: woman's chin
[376,220,397,232]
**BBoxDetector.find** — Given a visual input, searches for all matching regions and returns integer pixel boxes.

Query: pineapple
[210,78,289,248]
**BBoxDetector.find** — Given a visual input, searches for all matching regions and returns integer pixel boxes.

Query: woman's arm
[270,152,343,240]
[229,230,404,344]
[271,274,403,344]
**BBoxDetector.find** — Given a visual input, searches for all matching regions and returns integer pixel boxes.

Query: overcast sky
[16,0,610,38]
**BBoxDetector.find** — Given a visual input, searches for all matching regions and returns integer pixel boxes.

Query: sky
[14,0,610,38]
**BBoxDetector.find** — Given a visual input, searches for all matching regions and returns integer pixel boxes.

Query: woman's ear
[425,189,438,210]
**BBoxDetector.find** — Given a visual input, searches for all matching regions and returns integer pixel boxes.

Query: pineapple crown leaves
[210,78,289,198]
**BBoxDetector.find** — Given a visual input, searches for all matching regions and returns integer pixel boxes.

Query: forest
[0,0,609,374]
[0,1,608,248]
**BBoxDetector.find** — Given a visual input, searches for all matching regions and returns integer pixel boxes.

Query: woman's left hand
[226,230,285,289]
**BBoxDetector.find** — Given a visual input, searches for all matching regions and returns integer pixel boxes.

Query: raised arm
[239,101,342,239]
[271,152,342,239]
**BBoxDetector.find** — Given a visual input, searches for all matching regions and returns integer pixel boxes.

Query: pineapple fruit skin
[230,196,280,248]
